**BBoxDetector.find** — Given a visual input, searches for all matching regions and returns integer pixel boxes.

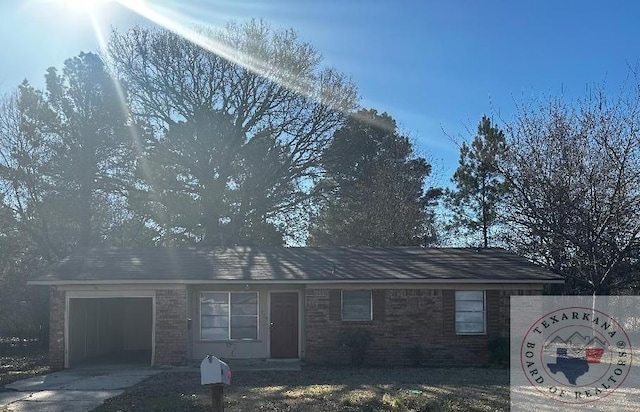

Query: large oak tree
[107,20,358,245]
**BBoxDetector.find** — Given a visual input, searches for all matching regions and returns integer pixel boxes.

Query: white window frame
[200,291,259,341]
[341,290,373,321]
[455,290,486,335]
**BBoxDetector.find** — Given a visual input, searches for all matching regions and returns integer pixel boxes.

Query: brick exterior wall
[49,287,66,370]
[154,289,188,366]
[304,287,542,366]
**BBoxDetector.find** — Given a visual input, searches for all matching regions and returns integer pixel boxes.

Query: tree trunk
[201,178,225,246]
[77,139,95,249]
[481,177,488,248]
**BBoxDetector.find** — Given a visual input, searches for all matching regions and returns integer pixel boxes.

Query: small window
[455,290,486,335]
[201,292,258,340]
[342,290,372,321]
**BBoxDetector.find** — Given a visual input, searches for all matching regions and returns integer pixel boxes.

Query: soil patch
[0,338,49,387]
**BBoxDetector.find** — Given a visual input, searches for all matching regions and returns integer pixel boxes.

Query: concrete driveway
[0,364,160,412]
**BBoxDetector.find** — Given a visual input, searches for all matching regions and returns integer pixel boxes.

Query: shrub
[339,328,373,366]
[406,344,425,366]
[488,336,509,366]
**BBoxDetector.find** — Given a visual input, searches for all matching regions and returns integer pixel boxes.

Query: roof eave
[28,278,565,286]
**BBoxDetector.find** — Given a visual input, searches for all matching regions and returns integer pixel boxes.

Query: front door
[270,292,299,358]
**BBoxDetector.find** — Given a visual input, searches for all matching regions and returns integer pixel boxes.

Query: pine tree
[448,116,507,248]
[309,109,439,246]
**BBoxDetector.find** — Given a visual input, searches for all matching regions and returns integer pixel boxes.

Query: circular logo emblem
[520,306,632,404]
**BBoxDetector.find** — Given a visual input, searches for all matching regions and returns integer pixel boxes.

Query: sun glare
[57,0,110,14]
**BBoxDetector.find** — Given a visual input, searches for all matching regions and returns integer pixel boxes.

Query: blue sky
[1,0,639,185]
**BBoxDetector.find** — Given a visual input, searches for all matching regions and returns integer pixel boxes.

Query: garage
[67,297,153,367]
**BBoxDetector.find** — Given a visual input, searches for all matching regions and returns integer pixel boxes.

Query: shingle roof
[29,247,563,284]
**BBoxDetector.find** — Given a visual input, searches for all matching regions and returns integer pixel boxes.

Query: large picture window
[201,292,258,340]
[455,290,486,335]
[342,290,372,321]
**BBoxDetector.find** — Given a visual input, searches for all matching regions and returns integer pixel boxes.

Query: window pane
[231,327,258,340]
[344,290,371,304]
[456,311,484,323]
[201,293,230,341]
[456,322,484,333]
[231,316,258,328]
[342,290,372,321]
[231,303,258,316]
[230,313,257,339]
[343,305,371,320]
[456,291,483,301]
[202,327,228,340]
[201,303,229,316]
[202,293,228,304]
[456,300,484,312]
[202,315,228,328]
[455,290,485,335]
[231,292,257,304]
[201,292,259,341]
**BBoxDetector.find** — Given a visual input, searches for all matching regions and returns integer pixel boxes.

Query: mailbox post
[200,355,231,412]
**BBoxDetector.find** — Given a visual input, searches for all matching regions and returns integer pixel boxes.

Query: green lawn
[94,367,509,411]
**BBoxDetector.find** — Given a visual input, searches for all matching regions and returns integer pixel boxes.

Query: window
[200,292,258,340]
[455,290,486,334]
[342,290,372,321]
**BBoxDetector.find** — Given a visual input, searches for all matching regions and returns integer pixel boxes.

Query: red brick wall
[49,287,65,370]
[154,289,188,366]
[496,289,540,337]
[304,287,541,366]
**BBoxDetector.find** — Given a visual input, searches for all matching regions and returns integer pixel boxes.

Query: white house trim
[30,278,563,286]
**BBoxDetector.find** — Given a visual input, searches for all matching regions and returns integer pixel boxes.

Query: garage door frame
[65,290,156,368]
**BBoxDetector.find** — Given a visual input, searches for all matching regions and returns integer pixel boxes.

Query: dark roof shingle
[30,247,563,284]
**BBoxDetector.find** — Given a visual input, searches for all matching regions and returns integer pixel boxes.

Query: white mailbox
[200,355,232,385]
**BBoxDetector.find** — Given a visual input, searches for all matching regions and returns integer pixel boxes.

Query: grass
[0,342,509,411]
[94,367,509,411]
[0,338,49,386]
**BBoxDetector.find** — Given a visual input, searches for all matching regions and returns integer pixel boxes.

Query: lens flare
[56,0,111,14]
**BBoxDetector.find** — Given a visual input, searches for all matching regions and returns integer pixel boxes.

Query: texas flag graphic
[546,333,606,385]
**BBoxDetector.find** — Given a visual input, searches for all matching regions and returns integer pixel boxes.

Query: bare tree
[107,20,358,245]
[502,87,640,295]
